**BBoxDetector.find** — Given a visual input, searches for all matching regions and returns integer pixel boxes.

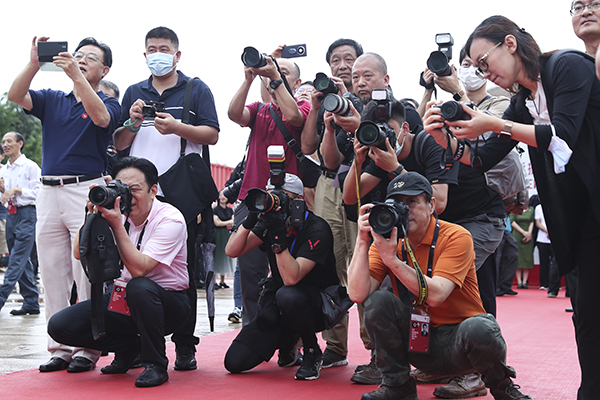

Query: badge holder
[108,279,130,315]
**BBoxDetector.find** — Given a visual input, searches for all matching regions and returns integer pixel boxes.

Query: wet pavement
[0,272,241,375]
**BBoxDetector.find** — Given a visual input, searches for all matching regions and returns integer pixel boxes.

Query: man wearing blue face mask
[114,26,220,372]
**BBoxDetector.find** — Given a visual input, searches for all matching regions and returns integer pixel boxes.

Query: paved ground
[0,272,241,375]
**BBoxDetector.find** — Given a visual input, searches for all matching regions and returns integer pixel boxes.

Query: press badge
[409,313,430,353]
[108,279,130,315]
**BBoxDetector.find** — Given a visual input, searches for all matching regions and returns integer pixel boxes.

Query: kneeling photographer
[48,157,190,388]
[343,92,456,222]
[348,172,532,400]
[224,157,340,381]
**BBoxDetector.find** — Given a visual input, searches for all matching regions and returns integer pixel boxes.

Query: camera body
[426,33,454,77]
[314,72,339,97]
[89,179,133,215]
[241,46,269,68]
[244,146,305,227]
[369,198,409,238]
[223,178,243,204]
[355,88,396,150]
[142,101,165,119]
[434,100,475,121]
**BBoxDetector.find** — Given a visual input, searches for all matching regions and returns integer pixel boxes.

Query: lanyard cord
[401,218,439,307]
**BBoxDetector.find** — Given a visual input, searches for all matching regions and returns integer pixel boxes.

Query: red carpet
[0,288,578,400]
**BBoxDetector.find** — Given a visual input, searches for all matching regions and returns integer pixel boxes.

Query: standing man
[8,36,120,373]
[0,131,41,315]
[228,52,310,326]
[299,38,363,370]
[113,26,219,371]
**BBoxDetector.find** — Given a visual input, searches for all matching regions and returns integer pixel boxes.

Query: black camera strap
[270,57,294,97]
[399,218,439,307]
[179,77,211,170]
[269,106,308,163]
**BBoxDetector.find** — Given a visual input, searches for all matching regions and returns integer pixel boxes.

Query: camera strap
[401,218,439,307]
[270,57,293,97]
[269,106,307,162]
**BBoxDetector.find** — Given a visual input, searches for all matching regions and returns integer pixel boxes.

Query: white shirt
[535,204,551,244]
[0,154,41,207]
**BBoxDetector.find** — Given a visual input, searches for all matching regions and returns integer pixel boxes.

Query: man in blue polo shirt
[113,26,219,371]
[8,36,121,373]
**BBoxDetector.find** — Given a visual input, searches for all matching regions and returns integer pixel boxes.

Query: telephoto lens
[323,94,352,117]
[426,51,452,77]
[245,188,281,213]
[241,47,268,68]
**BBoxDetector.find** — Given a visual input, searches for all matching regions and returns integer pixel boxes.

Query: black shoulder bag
[158,77,219,223]
[268,107,321,188]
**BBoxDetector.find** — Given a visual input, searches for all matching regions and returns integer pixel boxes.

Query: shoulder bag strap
[181,77,212,171]
[268,106,305,161]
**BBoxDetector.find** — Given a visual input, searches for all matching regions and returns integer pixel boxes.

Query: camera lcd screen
[38,41,68,71]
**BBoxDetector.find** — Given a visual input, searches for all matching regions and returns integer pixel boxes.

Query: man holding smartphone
[8,36,120,373]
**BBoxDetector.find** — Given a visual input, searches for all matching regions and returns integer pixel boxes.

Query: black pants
[48,277,190,370]
[224,285,325,373]
[495,232,519,294]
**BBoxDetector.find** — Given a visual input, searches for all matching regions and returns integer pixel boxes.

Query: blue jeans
[0,206,39,310]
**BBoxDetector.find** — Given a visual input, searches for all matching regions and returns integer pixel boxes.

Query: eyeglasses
[74,52,104,65]
[295,88,313,94]
[476,42,502,79]
[570,1,600,16]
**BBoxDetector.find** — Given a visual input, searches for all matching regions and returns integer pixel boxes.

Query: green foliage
[0,93,43,166]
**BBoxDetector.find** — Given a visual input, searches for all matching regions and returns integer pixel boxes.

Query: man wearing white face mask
[114,26,220,372]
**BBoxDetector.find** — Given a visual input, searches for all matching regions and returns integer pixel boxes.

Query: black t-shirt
[252,211,339,290]
[439,163,505,223]
[213,204,234,223]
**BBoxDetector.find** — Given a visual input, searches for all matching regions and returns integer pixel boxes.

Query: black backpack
[79,213,122,340]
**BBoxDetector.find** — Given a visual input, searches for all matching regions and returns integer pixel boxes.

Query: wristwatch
[270,79,283,90]
[387,164,404,181]
[499,120,514,141]
[453,90,465,101]
[271,242,287,254]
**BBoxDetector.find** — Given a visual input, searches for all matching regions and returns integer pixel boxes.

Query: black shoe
[505,289,518,295]
[322,349,348,368]
[39,357,70,372]
[295,347,323,380]
[220,282,230,289]
[490,377,533,399]
[135,364,169,387]
[67,356,95,373]
[361,377,418,400]
[131,353,143,369]
[10,308,40,315]
[174,347,197,371]
[278,336,302,367]
[101,343,141,374]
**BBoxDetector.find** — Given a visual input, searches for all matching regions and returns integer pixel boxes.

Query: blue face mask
[146,52,175,77]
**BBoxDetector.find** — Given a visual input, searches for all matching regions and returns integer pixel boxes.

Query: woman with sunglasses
[424,14,600,400]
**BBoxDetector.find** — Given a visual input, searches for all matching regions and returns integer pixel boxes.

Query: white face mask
[459,66,486,91]
[146,52,175,77]
[395,134,407,156]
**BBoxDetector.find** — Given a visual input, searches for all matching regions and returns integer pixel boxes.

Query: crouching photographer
[48,157,190,388]
[224,166,342,381]
[348,172,533,400]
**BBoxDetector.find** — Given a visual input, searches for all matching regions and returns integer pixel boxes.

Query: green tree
[0,93,43,166]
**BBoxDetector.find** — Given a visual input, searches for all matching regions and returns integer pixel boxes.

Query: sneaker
[411,368,452,384]
[174,347,197,371]
[351,354,382,385]
[433,373,487,398]
[490,378,533,400]
[228,307,242,323]
[322,349,348,369]
[294,347,322,380]
[548,293,557,298]
[539,286,548,290]
[361,377,418,400]
[278,337,302,367]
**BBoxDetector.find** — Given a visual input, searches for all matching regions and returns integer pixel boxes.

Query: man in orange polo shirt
[348,172,532,400]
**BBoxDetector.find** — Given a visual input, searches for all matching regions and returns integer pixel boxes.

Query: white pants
[36,178,104,363]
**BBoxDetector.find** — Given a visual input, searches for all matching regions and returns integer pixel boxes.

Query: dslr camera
[356,88,397,150]
[241,46,269,68]
[426,33,454,77]
[89,179,133,215]
[434,100,475,121]
[369,198,410,239]
[244,146,305,227]
[142,101,165,119]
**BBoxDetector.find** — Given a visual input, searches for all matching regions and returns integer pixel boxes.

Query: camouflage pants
[364,290,514,388]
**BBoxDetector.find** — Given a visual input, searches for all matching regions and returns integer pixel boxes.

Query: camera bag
[319,285,354,330]
[79,212,122,340]
[269,107,321,188]
[158,77,219,223]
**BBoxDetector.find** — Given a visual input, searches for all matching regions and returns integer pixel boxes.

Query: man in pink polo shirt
[48,157,190,388]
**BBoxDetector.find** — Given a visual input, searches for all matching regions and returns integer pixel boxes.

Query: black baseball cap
[386,172,432,199]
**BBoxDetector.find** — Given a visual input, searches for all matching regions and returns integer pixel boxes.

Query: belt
[41,173,103,187]
[17,205,36,209]
[321,169,337,179]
